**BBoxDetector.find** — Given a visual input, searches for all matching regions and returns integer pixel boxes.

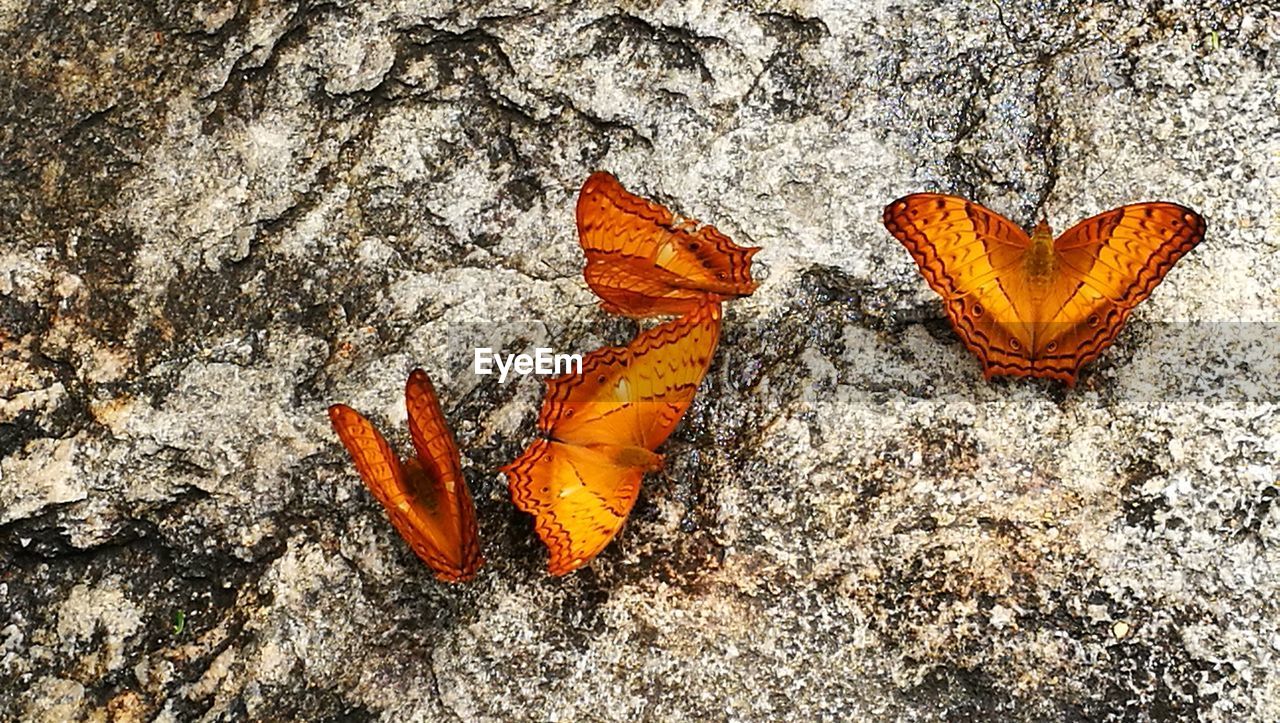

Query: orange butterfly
[883,194,1206,385]
[576,171,760,317]
[328,369,483,582]
[502,300,722,575]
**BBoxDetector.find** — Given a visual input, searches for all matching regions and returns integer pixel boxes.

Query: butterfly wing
[540,299,722,451]
[328,395,480,583]
[503,439,648,575]
[1032,203,1206,383]
[403,369,483,579]
[576,171,759,316]
[883,193,1039,378]
[503,300,722,575]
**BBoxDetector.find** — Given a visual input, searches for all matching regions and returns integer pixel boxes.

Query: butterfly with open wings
[883,194,1206,385]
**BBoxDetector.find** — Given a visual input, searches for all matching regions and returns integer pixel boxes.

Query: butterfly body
[1025,221,1056,282]
[609,444,664,470]
[884,194,1205,385]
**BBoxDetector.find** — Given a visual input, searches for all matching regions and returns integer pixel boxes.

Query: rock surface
[3,1,1279,720]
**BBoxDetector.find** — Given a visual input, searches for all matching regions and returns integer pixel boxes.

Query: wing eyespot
[1087,314,1101,327]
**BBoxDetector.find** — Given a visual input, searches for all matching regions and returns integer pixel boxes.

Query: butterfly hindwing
[504,440,649,576]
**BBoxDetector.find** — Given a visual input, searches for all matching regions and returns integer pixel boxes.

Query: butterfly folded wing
[392,459,482,581]
[577,171,759,316]
[329,404,408,512]
[404,369,465,493]
[402,369,483,579]
[504,439,650,575]
[328,399,480,583]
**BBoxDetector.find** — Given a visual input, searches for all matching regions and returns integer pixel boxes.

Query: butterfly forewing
[404,369,465,492]
[403,369,483,579]
[540,300,721,450]
[884,193,1029,294]
[1053,202,1205,306]
[328,404,409,513]
[623,300,722,450]
[885,194,1038,376]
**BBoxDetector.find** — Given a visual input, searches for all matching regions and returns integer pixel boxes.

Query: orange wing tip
[581,170,621,192]
[407,367,430,387]
[404,368,444,409]
[548,556,591,576]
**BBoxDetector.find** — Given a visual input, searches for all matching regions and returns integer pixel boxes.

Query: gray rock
[2,1,1277,720]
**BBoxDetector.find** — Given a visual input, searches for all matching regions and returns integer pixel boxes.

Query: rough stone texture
[2,1,1278,720]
